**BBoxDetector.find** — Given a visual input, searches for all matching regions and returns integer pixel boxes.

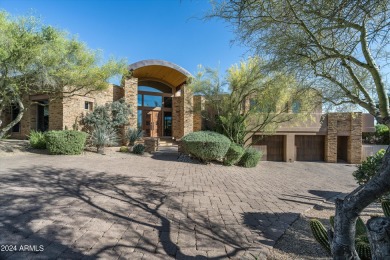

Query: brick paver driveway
[0,151,357,259]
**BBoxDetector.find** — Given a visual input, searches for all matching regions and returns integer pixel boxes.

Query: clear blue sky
[1,0,249,83]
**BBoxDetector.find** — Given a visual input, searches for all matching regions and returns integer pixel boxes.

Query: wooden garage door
[253,135,284,161]
[295,135,324,161]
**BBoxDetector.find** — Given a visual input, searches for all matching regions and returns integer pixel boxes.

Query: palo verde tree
[209,0,390,258]
[0,11,127,138]
[189,57,317,146]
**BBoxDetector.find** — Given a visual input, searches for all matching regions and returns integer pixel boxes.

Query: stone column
[348,112,362,164]
[284,134,295,162]
[325,114,337,163]
[172,96,182,139]
[122,77,138,144]
[181,84,193,137]
[193,95,204,132]
[49,98,64,131]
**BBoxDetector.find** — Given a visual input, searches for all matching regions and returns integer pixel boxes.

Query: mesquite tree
[0,11,127,138]
[189,57,317,146]
[209,0,390,258]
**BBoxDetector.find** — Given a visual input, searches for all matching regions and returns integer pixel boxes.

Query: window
[137,110,142,128]
[84,101,93,111]
[11,105,20,132]
[143,95,162,107]
[164,97,172,108]
[292,101,301,113]
[138,86,163,93]
[138,94,143,106]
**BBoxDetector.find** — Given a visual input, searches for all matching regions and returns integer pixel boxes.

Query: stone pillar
[193,95,204,132]
[181,85,193,137]
[284,134,295,162]
[325,114,337,163]
[348,112,362,164]
[172,96,182,139]
[18,96,32,139]
[49,98,63,131]
[123,77,138,130]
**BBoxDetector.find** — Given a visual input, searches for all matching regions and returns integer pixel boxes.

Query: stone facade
[325,113,362,163]
[193,96,204,132]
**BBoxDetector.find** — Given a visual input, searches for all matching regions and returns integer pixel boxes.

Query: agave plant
[127,127,143,146]
[91,125,118,154]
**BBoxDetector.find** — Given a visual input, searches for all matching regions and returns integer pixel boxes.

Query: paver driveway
[0,151,357,259]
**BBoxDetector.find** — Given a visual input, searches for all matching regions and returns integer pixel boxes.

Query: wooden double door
[143,110,161,137]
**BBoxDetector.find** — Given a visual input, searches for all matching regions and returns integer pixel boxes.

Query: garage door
[253,135,284,161]
[295,135,325,161]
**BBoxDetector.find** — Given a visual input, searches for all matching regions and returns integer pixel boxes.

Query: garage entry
[295,135,325,161]
[253,135,284,161]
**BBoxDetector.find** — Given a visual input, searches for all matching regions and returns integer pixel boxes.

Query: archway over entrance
[126,60,192,138]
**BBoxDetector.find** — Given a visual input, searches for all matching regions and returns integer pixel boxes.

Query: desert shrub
[45,130,87,155]
[29,130,46,149]
[83,98,132,130]
[181,131,231,162]
[363,124,389,144]
[239,147,262,168]
[224,143,245,166]
[127,128,143,146]
[353,149,385,185]
[132,144,145,155]
[119,146,129,153]
[91,126,118,154]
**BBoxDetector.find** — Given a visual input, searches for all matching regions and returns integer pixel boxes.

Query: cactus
[311,217,371,259]
[132,144,145,155]
[356,217,367,237]
[356,241,371,260]
[309,219,331,254]
[381,200,390,217]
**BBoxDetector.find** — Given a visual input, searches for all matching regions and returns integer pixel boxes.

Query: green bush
[119,146,129,153]
[224,143,245,166]
[181,131,231,162]
[132,144,145,155]
[45,130,87,155]
[353,149,385,185]
[239,147,262,168]
[29,130,46,149]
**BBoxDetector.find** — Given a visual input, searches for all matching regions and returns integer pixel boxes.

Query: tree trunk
[0,98,25,139]
[367,217,390,259]
[331,146,390,259]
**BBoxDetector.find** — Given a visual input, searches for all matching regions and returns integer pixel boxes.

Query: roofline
[128,59,192,77]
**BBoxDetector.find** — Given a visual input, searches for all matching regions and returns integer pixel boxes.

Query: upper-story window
[292,100,301,113]
[85,101,93,111]
[138,86,163,93]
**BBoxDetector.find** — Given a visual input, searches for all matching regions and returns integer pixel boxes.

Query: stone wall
[113,85,124,101]
[181,85,193,137]
[325,113,362,163]
[172,96,182,139]
[62,86,114,131]
[193,95,204,132]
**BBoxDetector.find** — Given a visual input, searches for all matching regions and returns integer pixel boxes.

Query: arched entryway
[126,60,193,139]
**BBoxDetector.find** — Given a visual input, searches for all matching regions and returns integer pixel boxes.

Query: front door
[143,110,160,137]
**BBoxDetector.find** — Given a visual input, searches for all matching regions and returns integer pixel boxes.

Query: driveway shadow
[0,166,247,259]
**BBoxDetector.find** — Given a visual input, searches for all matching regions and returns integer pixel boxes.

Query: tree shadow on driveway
[0,166,249,259]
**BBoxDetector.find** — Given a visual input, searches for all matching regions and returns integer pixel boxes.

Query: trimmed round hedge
[239,147,262,168]
[45,130,87,155]
[182,131,231,162]
[224,143,245,166]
